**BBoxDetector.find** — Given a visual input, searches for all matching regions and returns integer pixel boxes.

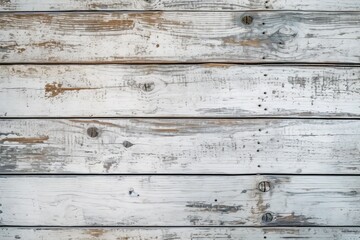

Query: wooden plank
[1,0,360,11]
[1,65,359,117]
[1,119,360,174]
[1,12,360,63]
[1,227,360,240]
[0,175,359,226]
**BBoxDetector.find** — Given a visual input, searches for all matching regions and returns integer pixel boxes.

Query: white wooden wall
[0,0,360,239]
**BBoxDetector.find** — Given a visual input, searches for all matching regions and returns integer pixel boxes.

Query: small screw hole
[258,165,261,168]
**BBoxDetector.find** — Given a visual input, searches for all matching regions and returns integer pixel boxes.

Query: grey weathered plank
[1,12,360,63]
[0,175,359,226]
[0,65,359,117]
[1,0,360,11]
[1,227,360,240]
[1,119,360,174]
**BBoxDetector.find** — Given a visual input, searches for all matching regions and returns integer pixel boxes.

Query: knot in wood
[258,181,271,192]
[87,127,99,138]
[241,15,253,25]
[123,141,134,148]
[141,82,155,92]
[262,212,273,223]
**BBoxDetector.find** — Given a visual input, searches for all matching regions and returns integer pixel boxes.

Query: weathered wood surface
[0,175,359,226]
[1,65,359,117]
[1,119,360,174]
[1,0,360,11]
[1,227,360,240]
[1,12,360,63]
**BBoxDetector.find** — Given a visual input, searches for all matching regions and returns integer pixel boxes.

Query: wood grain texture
[1,119,360,174]
[1,227,360,240]
[0,175,359,226]
[1,12,360,63]
[1,65,359,117]
[1,0,360,11]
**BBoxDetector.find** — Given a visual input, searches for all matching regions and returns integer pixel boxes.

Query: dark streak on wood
[269,213,316,226]
[186,201,242,213]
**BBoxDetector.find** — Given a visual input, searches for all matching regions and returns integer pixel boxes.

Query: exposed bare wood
[1,0,360,11]
[1,12,360,63]
[1,65,359,117]
[1,119,360,174]
[0,175,359,226]
[1,227,360,240]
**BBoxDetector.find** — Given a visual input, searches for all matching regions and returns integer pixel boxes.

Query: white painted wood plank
[1,12,360,63]
[1,119,360,174]
[0,175,359,226]
[0,65,359,117]
[1,227,360,240]
[1,0,360,11]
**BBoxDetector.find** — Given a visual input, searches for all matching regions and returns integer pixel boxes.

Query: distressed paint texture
[1,119,360,174]
[0,175,359,226]
[0,65,359,117]
[1,0,360,11]
[1,227,360,240]
[1,12,360,63]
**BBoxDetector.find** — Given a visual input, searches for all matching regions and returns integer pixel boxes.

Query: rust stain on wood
[0,136,49,144]
[153,128,180,133]
[86,229,107,237]
[45,82,97,98]
[33,41,63,49]
[223,37,264,47]
[202,63,234,69]
[12,13,53,22]
[128,12,164,25]
[81,19,135,31]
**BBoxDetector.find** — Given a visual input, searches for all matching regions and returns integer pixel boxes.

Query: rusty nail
[87,127,99,138]
[241,15,253,25]
[258,181,271,192]
[262,212,273,222]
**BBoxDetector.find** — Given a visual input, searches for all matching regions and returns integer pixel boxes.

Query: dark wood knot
[262,212,273,223]
[142,82,155,92]
[87,127,99,138]
[242,15,253,25]
[123,141,134,148]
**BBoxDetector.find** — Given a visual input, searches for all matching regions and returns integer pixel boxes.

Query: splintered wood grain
[1,119,360,174]
[1,0,360,11]
[1,227,360,240]
[1,12,360,63]
[1,65,359,117]
[0,175,359,226]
